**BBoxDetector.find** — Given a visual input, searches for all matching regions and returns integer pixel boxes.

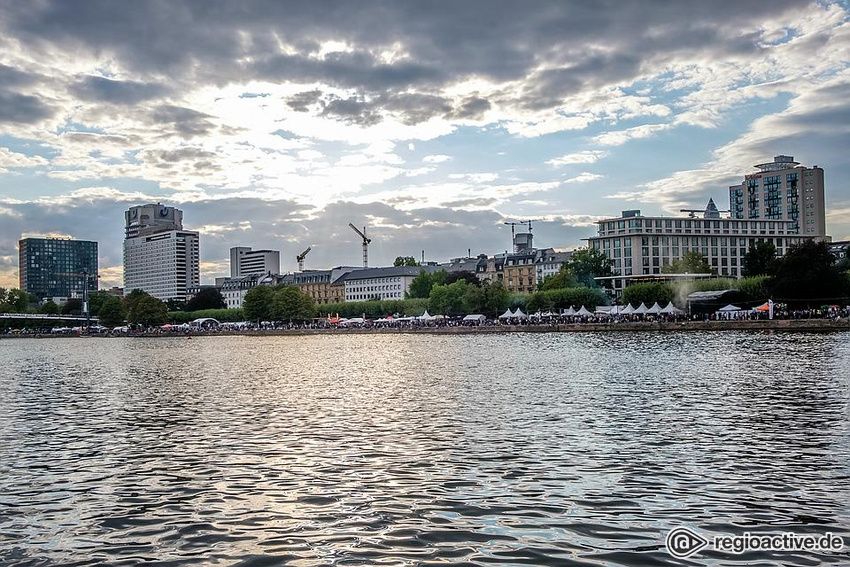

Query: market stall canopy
[620,304,635,314]
[418,310,433,320]
[647,302,663,314]
[462,314,486,322]
[513,308,528,319]
[718,304,742,312]
[634,303,649,314]
[661,302,683,314]
[499,309,514,319]
[564,307,576,316]
[576,306,592,316]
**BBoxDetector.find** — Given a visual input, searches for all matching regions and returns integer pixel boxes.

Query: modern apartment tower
[18,237,98,300]
[229,246,280,278]
[729,155,826,237]
[123,204,199,301]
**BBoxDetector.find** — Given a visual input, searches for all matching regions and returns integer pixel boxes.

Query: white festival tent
[576,306,592,316]
[513,308,528,319]
[633,303,649,314]
[499,309,514,319]
[418,310,434,320]
[661,302,684,314]
[647,302,663,314]
[563,306,576,316]
[463,314,487,323]
[620,304,635,314]
[718,304,742,312]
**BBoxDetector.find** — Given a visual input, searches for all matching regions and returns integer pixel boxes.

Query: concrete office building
[123,204,200,301]
[729,155,826,237]
[338,266,428,302]
[229,246,280,278]
[18,237,98,300]
[589,204,809,294]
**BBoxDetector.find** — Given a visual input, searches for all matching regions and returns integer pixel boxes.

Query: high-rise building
[728,155,826,237]
[588,204,811,293]
[229,246,280,278]
[123,204,199,301]
[18,237,98,300]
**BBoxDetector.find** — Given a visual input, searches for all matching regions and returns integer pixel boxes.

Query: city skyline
[1,1,849,289]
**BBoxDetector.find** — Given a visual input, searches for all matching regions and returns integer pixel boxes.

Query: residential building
[589,204,810,294]
[476,253,506,284]
[729,155,826,237]
[18,237,98,300]
[503,249,540,294]
[230,246,280,278]
[277,267,355,304]
[536,250,572,284]
[338,266,430,302]
[217,273,277,309]
[123,204,200,301]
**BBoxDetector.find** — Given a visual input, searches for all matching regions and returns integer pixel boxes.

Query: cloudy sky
[1,1,849,289]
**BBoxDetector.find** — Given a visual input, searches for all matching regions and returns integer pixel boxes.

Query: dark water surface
[1,332,849,566]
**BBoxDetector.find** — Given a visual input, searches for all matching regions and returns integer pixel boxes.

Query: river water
[1,332,849,566]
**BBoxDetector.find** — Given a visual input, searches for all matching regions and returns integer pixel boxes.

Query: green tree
[742,241,777,277]
[663,251,713,274]
[565,248,613,288]
[482,280,511,316]
[186,288,226,311]
[407,269,447,299]
[243,285,275,321]
[5,289,33,313]
[622,282,674,307]
[87,290,112,316]
[393,256,420,267]
[39,300,60,315]
[165,298,186,312]
[736,276,771,302]
[97,296,127,327]
[539,265,577,291]
[271,286,315,321]
[127,295,169,327]
[123,289,150,315]
[445,271,480,287]
[61,298,83,315]
[770,240,849,304]
[428,280,469,315]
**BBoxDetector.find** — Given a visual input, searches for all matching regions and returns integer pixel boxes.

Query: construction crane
[348,223,371,268]
[296,246,312,271]
[504,220,533,252]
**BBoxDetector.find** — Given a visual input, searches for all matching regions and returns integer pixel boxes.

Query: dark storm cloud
[0,0,809,114]
[0,64,40,88]
[321,96,383,126]
[286,90,323,112]
[0,92,55,124]
[69,75,169,105]
[150,105,217,138]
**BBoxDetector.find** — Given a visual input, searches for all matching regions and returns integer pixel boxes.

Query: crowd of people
[2,305,849,337]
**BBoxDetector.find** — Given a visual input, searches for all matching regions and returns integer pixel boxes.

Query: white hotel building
[588,204,808,294]
[123,204,200,301]
[338,266,427,302]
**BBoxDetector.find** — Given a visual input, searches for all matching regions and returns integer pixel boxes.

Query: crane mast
[348,223,371,268]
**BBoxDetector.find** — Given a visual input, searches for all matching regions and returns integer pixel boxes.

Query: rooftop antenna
[348,223,371,268]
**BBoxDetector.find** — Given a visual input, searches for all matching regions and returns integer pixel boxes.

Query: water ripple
[1,332,849,565]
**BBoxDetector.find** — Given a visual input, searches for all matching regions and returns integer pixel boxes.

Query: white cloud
[546,150,609,167]
[423,154,452,163]
[593,123,672,146]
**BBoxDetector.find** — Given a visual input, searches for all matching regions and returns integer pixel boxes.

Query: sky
[1,0,849,289]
